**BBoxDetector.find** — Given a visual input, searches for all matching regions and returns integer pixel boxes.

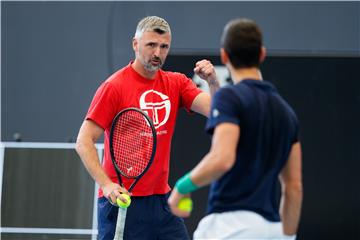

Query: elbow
[75,140,81,155]
[283,181,303,199]
[75,136,84,155]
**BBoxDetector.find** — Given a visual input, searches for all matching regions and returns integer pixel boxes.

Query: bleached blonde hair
[134,16,171,39]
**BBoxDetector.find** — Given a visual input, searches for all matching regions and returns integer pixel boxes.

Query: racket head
[109,107,157,180]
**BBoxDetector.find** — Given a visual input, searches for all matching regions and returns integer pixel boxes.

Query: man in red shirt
[76,16,219,240]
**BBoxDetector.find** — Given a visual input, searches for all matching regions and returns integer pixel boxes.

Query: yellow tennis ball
[116,194,131,208]
[178,197,193,212]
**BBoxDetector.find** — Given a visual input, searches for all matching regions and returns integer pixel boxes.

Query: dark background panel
[165,55,360,239]
[1,148,94,228]
[169,109,211,236]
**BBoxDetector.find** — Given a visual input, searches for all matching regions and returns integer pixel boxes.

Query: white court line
[0,145,4,225]
[91,148,103,240]
[0,227,98,235]
[0,142,103,236]
[0,142,103,150]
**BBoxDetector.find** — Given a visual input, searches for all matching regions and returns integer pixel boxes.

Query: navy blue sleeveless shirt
[206,79,299,222]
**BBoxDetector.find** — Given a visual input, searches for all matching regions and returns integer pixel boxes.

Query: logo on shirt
[212,109,220,118]
[139,90,171,129]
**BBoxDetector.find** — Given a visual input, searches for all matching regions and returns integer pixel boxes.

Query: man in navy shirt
[168,18,303,239]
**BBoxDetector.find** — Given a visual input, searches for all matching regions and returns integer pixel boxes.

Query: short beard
[143,61,162,72]
[139,55,163,72]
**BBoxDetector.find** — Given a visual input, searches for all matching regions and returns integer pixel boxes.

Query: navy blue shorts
[97,193,189,240]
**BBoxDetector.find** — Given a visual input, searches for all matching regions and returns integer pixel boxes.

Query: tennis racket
[109,107,157,240]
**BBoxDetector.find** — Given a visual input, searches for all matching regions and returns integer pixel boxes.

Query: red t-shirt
[86,63,202,197]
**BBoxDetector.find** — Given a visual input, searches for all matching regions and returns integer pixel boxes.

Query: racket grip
[113,207,127,240]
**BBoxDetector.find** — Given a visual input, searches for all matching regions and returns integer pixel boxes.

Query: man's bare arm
[279,142,303,235]
[76,120,128,203]
[191,59,220,117]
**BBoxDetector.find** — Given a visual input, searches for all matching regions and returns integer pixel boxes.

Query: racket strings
[112,111,154,178]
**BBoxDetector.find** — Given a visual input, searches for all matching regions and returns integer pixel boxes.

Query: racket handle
[113,207,127,240]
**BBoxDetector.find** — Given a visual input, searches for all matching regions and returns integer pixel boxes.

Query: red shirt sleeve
[177,73,202,111]
[86,81,120,130]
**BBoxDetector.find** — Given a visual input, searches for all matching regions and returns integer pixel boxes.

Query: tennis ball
[116,194,131,208]
[178,197,193,212]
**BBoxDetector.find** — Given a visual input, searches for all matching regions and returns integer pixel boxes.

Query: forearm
[175,152,229,195]
[208,78,220,97]
[175,123,238,195]
[76,139,112,188]
[191,151,230,187]
[280,186,303,235]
